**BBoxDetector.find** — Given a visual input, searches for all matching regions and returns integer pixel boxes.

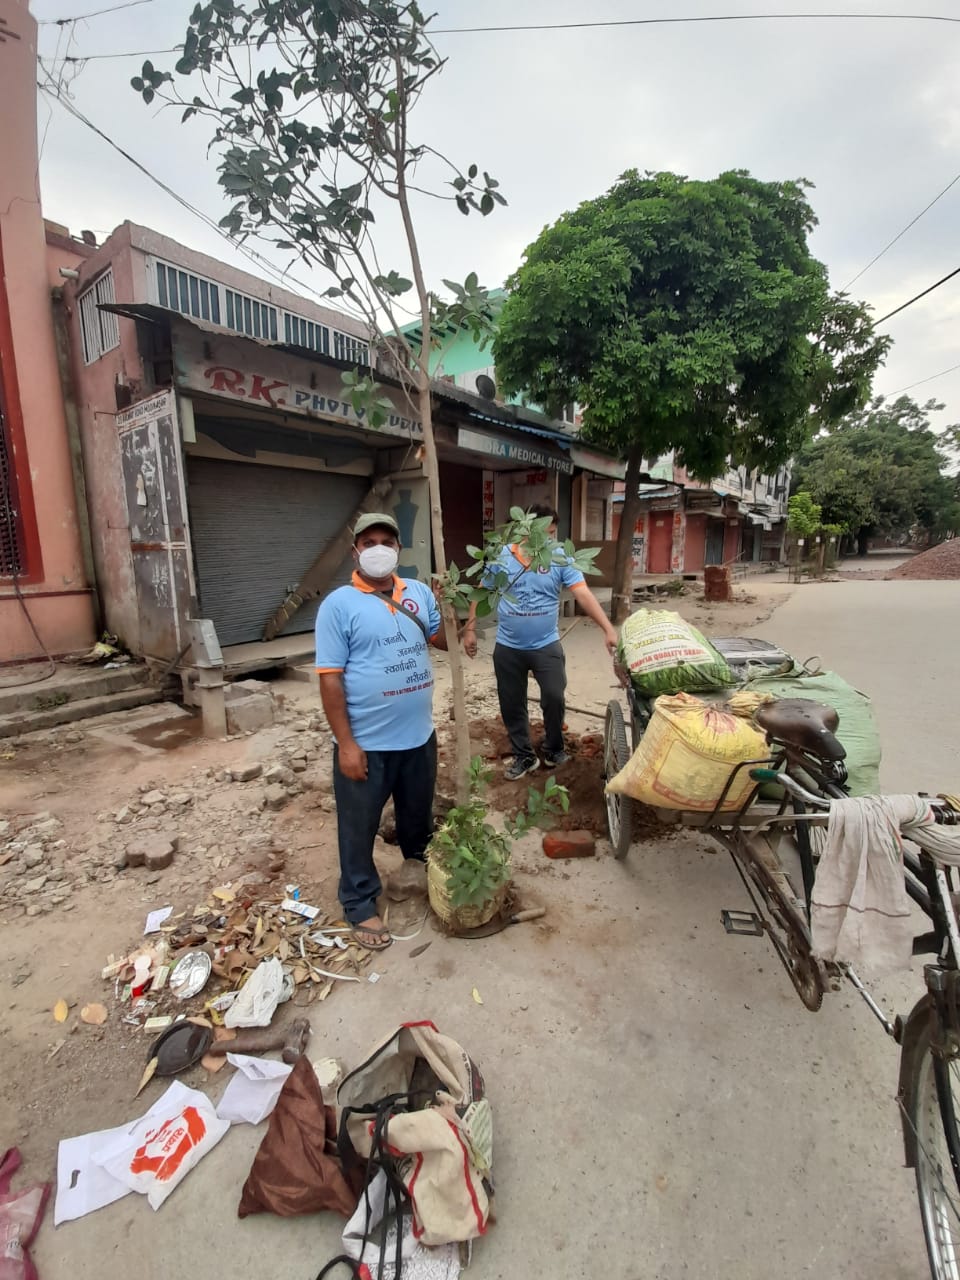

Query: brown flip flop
[351,923,393,951]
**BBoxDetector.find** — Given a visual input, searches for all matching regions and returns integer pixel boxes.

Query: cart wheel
[604,700,634,860]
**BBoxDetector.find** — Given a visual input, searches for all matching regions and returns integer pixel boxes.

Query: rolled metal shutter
[186,456,367,645]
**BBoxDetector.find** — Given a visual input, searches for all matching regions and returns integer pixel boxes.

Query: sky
[29,0,960,440]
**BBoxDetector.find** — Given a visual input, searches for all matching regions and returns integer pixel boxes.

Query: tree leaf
[53,998,69,1023]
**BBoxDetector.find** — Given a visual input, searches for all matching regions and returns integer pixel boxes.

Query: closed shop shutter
[186,456,367,645]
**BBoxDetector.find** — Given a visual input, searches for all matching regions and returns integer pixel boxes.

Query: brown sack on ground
[238,1055,363,1219]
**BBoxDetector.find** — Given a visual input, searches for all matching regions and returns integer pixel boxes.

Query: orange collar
[352,570,407,604]
[510,543,532,569]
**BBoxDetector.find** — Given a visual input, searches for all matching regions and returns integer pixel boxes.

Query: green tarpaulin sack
[618,609,734,697]
[742,666,882,796]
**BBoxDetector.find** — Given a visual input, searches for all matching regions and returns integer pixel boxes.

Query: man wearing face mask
[315,513,448,951]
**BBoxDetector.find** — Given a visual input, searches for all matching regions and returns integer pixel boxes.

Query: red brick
[542,830,596,859]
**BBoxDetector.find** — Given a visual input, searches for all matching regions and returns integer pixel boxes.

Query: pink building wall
[0,0,95,663]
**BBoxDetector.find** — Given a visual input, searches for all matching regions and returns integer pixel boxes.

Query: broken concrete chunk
[114,806,133,824]
[264,764,295,786]
[231,763,263,783]
[263,783,290,811]
[31,817,62,839]
[141,790,167,806]
[22,875,48,893]
[22,845,45,869]
[126,835,179,869]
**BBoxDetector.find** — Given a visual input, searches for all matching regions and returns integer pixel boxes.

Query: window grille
[78,270,120,364]
[0,395,25,576]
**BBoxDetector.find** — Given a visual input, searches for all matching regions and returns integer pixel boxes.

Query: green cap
[353,511,400,539]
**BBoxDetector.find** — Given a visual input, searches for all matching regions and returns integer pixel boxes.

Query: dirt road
[1,575,950,1279]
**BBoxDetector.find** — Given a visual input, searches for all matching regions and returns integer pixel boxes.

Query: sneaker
[505,756,540,781]
[543,750,570,769]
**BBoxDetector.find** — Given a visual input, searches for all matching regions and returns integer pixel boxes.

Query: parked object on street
[603,628,960,1279]
[617,609,733,697]
[741,666,882,796]
[606,691,767,812]
[0,1148,49,1280]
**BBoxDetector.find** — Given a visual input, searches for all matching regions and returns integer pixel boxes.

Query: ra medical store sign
[174,325,422,442]
[457,426,574,475]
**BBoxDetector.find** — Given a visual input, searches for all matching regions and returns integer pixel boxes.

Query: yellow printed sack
[606,692,768,812]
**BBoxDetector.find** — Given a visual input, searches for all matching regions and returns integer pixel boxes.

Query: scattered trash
[47,1039,65,1062]
[53,998,69,1023]
[471,988,484,1005]
[280,898,320,921]
[148,1021,214,1076]
[224,957,284,1029]
[0,1148,49,1279]
[216,1055,293,1125]
[92,1080,230,1210]
[169,952,212,1001]
[311,1057,343,1095]
[143,906,173,935]
[205,1017,310,1065]
[143,1016,173,1034]
[80,1003,108,1026]
[368,972,382,984]
[55,1126,130,1224]
[409,942,433,959]
[135,1059,158,1098]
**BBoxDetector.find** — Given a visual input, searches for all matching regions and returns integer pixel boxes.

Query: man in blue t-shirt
[315,512,453,951]
[463,504,618,779]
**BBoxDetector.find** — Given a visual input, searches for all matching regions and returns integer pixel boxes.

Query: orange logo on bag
[129,1106,207,1182]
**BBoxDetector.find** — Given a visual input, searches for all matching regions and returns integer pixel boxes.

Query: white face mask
[358,544,399,579]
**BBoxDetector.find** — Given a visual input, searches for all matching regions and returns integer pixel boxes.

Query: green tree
[493,169,888,619]
[132,0,507,800]
[792,396,960,554]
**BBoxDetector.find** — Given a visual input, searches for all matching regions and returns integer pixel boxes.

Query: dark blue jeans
[332,732,437,924]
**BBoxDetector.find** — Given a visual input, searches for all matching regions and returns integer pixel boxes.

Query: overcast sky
[30,0,960,438]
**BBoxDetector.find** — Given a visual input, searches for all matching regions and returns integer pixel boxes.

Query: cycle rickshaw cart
[602,637,960,1278]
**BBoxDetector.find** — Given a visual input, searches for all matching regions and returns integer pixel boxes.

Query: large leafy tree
[792,395,960,553]
[132,0,506,799]
[493,169,889,618]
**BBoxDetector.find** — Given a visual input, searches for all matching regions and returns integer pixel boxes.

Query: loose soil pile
[889,540,960,580]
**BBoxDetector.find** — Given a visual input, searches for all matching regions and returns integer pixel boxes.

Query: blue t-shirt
[485,544,585,650]
[315,574,441,751]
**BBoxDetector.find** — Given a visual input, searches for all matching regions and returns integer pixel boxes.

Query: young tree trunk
[416,377,473,806]
[610,445,645,623]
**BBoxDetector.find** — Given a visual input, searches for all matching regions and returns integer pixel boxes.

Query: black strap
[315,1259,364,1279]
[372,589,433,645]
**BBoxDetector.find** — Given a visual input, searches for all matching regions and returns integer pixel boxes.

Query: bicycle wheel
[604,700,634,860]
[907,1016,960,1277]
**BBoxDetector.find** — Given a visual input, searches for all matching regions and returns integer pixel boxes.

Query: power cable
[37,66,345,314]
[873,266,960,326]
[888,362,960,397]
[842,170,960,290]
[54,9,960,61]
[39,0,160,25]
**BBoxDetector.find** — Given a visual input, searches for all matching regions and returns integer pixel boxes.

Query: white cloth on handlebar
[813,795,934,975]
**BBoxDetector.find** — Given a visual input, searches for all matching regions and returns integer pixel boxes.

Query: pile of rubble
[1,711,334,918]
[0,812,76,916]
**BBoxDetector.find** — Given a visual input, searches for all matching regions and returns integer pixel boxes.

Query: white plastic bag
[225,957,284,1029]
[216,1055,292,1125]
[342,1169,460,1280]
[92,1082,229,1210]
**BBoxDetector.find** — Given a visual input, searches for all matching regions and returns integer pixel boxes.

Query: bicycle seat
[754,698,846,762]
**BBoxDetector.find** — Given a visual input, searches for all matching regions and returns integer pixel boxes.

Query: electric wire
[873,266,960,326]
[889,362,960,397]
[842,170,960,290]
[38,0,160,25]
[51,9,960,61]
